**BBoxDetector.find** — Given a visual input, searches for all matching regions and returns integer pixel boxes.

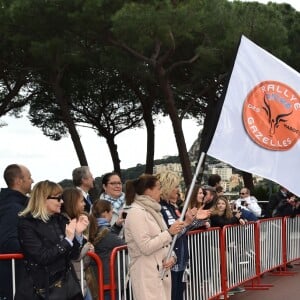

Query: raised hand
[168,220,185,236]
[196,208,211,220]
[65,218,77,241]
[184,208,197,224]
[75,214,89,235]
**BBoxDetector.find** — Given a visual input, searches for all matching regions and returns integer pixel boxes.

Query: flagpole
[160,151,206,279]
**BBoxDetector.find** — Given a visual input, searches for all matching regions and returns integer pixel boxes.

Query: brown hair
[125,174,158,205]
[61,187,83,219]
[188,184,205,209]
[3,164,23,187]
[89,200,112,244]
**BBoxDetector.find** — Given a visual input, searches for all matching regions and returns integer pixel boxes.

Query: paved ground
[230,262,300,300]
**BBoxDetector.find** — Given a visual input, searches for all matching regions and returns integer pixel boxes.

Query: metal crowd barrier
[185,227,222,300]
[259,217,284,273]
[0,252,105,300]
[1,216,300,300]
[285,215,300,263]
[87,251,105,300]
[109,245,130,300]
[0,253,23,298]
[220,222,257,299]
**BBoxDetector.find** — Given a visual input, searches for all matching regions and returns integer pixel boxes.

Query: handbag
[34,269,83,300]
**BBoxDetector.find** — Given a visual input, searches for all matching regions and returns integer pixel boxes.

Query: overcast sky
[1,0,299,187]
[0,115,200,186]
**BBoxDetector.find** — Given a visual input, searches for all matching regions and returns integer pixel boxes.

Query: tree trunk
[155,65,192,186]
[51,77,88,166]
[127,78,156,175]
[106,136,121,175]
[143,107,155,174]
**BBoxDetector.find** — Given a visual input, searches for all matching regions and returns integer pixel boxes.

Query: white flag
[207,35,300,196]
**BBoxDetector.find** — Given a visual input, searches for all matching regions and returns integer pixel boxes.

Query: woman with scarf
[100,172,126,226]
[124,174,185,300]
[89,199,125,300]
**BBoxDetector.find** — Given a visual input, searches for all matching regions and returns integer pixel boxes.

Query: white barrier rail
[285,215,300,262]
[223,222,257,289]
[259,218,283,273]
[185,228,222,300]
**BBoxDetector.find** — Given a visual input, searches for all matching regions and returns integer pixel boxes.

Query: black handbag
[34,269,83,300]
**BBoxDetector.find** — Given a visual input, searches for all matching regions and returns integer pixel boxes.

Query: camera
[122,212,128,219]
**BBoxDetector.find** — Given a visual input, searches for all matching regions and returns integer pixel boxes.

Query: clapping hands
[75,214,89,235]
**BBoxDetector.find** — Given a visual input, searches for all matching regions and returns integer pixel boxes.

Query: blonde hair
[19,180,63,222]
[156,171,180,200]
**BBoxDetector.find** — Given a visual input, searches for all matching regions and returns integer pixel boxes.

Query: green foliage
[2,0,300,183]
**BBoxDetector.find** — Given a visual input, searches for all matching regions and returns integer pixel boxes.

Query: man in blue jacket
[0,164,33,300]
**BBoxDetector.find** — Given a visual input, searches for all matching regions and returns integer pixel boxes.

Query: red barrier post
[110,245,128,300]
[87,251,105,300]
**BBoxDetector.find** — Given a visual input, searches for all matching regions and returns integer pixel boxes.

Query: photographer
[274,192,300,217]
[234,188,261,221]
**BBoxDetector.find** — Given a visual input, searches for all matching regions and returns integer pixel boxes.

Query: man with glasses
[0,164,33,300]
[235,187,262,220]
[72,166,95,213]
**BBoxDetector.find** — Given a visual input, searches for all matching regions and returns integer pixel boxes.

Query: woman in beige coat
[124,174,184,300]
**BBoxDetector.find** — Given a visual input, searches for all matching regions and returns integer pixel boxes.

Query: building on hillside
[211,166,232,181]
[153,163,182,176]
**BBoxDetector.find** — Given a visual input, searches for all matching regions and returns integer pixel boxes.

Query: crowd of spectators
[0,165,299,300]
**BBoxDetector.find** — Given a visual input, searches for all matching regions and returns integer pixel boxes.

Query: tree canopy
[1,0,300,184]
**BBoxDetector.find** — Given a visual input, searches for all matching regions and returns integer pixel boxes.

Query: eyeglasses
[47,195,63,202]
[240,192,246,195]
[108,182,122,186]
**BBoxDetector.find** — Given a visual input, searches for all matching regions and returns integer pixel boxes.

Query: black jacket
[0,188,28,253]
[92,224,125,284]
[274,200,300,217]
[266,190,288,218]
[0,188,28,300]
[18,213,81,288]
[210,214,240,228]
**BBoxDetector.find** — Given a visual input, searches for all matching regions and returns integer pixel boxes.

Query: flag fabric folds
[207,35,300,196]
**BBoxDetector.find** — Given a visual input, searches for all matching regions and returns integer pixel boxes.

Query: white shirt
[235,196,262,217]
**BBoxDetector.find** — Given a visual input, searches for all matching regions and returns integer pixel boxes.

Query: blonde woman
[16,180,88,300]
[157,171,210,300]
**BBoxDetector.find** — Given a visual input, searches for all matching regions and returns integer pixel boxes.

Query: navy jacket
[0,188,28,253]
[160,199,189,272]
[0,188,28,300]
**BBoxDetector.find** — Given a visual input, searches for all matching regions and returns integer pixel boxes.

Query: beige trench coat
[124,201,173,300]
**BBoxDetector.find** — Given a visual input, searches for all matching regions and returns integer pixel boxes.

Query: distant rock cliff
[188,130,202,163]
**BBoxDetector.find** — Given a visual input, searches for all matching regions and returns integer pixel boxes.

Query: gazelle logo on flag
[243,80,300,150]
[207,35,300,196]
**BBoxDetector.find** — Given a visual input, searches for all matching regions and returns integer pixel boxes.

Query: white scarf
[134,194,167,232]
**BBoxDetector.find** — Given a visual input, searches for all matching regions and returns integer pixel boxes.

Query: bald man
[0,164,33,300]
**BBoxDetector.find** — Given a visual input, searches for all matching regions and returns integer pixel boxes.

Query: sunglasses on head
[47,195,63,202]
